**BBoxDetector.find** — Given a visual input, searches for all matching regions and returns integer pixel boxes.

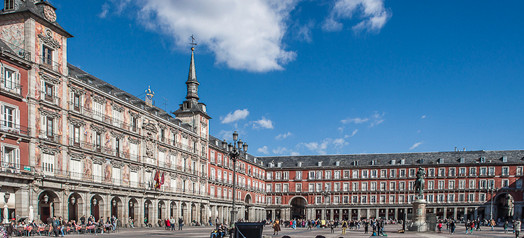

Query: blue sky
[52,0,524,156]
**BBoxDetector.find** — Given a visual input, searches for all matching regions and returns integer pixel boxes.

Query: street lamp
[489,187,497,221]
[70,196,76,205]
[224,131,248,227]
[321,191,331,221]
[3,191,9,204]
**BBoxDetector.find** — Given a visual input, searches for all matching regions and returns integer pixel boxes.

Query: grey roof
[259,150,524,169]
[208,135,265,167]
[67,63,188,128]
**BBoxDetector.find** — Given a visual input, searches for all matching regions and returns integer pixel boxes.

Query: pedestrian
[178,217,184,230]
[272,220,281,236]
[505,220,509,233]
[490,219,495,231]
[450,220,455,234]
[342,220,347,234]
[515,220,522,238]
[330,221,334,233]
[437,221,442,233]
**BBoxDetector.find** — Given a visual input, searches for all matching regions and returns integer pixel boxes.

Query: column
[375,208,379,219]
[321,209,326,220]
[366,208,370,219]
[385,209,389,220]
[464,206,468,220]
[340,209,344,220]
[138,198,144,227]
[453,207,458,220]
[474,207,478,220]
[357,209,361,220]
[443,207,447,219]
[122,197,129,227]
[394,208,398,220]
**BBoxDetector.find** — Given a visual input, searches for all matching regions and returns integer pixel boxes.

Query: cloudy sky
[54,0,524,156]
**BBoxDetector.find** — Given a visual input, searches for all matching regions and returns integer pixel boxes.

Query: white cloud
[221,109,249,124]
[341,112,385,127]
[323,0,391,33]
[350,129,358,137]
[275,132,292,140]
[257,146,269,155]
[341,117,369,124]
[302,137,349,154]
[421,115,427,119]
[409,141,423,150]
[252,117,274,129]
[296,21,315,43]
[111,0,297,72]
[218,130,234,141]
[290,151,300,156]
[99,3,110,18]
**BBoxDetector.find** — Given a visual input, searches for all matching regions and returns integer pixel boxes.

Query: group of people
[161,217,185,230]
[271,218,392,236]
[0,215,119,237]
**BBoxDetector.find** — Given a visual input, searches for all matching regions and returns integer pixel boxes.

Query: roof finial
[189,35,197,51]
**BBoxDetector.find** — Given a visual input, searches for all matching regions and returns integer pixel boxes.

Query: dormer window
[371,160,376,165]
[400,159,405,165]
[459,158,465,163]
[277,162,282,168]
[318,161,322,167]
[418,159,424,164]
[480,157,486,163]
[297,162,302,167]
[353,161,359,166]
[269,162,274,168]
[502,156,508,163]
[335,161,340,166]
[391,160,396,165]
[4,0,14,11]
[437,158,444,164]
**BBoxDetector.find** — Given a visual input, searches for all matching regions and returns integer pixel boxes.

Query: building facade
[0,0,522,228]
[261,151,524,222]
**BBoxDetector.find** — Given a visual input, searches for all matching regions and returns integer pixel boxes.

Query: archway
[38,191,59,224]
[169,201,177,218]
[90,195,103,222]
[181,202,187,220]
[158,201,165,220]
[496,193,514,221]
[191,203,197,224]
[144,200,152,225]
[290,197,307,220]
[110,197,123,221]
[128,198,138,221]
[244,194,252,221]
[68,193,83,222]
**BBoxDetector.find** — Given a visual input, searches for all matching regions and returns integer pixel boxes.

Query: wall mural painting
[83,158,92,179]
[122,165,130,185]
[104,163,112,183]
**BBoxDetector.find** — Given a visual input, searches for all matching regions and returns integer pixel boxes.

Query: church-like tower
[174,46,210,140]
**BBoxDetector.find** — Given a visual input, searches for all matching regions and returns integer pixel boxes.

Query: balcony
[40,91,61,107]
[0,80,22,98]
[39,132,61,143]
[0,120,30,136]
[40,58,63,74]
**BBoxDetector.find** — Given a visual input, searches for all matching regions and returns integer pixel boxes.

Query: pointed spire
[185,46,199,100]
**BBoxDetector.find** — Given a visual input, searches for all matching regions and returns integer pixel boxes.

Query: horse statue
[414,167,425,199]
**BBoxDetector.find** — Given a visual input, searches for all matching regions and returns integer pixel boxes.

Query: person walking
[490,219,496,231]
[505,220,509,233]
[178,217,184,230]
[329,221,334,233]
[341,220,347,235]
[272,220,281,236]
[515,220,522,238]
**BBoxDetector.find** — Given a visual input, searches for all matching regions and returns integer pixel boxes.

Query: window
[469,180,476,189]
[334,183,340,192]
[325,171,332,179]
[42,45,53,65]
[447,194,455,203]
[380,182,386,191]
[352,182,358,191]
[95,132,102,152]
[428,181,434,190]
[308,183,314,192]
[4,0,14,11]
[458,180,466,189]
[2,146,19,168]
[343,182,349,191]
[501,167,509,176]
[351,196,357,204]
[399,181,405,191]
[2,66,20,94]
[468,193,475,202]
[296,171,302,180]
[370,182,377,191]
[479,193,486,202]
[361,182,367,191]
[275,184,281,192]
[72,93,80,111]
[389,181,396,191]
[362,170,368,179]
[343,170,350,178]
[42,153,54,175]
[296,184,302,192]
[502,179,509,188]
[316,183,322,192]
[266,197,272,205]
[428,168,435,177]
[315,196,322,204]
[480,167,487,176]
[399,169,406,177]
[316,170,322,180]
[283,184,289,192]
[360,195,367,204]
[324,182,331,192]
[93,101,104,120]
[352,170,358,179]
[308,171,315,180]
[409,168,415,177]
[399,195,405,204]
[449,168,456,177]
[469,167,477,176]
[131,116,138,132]
[427,194,433,203]
[517,167,523,176]
[93,163,102,182]
[334,170,340,179]
[1,104,18,131]
[438,168,445,177]
[115,138,120,157]
[488,167,495,176]
[380,169,387,178]
[333,196,340,204]
[459,167,466,176]
[448,180,455,189]
[283,171,289,180]
[390,169,396,178]
[370,195,376,204]
[73,125,80,146]
[266,184,272,192]
[371,170,377,178]
[479,180,487,189]
[438,180,444,190]
[41,116,54,139]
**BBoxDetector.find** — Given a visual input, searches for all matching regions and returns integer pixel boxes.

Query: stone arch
[289,196,308,220]
[67,192,84,222]
[90,194,104,222]
[244,193,252,204]
[144,199,153,225]
[38,190,60,223]
[128,198,138,221]
[110,196,124,222]
[495,193,515,221]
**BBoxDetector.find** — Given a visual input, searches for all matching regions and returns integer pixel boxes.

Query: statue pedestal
[409,199,427,232]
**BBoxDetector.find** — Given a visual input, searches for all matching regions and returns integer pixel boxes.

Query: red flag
[160,172,165,185]
[154,171,160,189]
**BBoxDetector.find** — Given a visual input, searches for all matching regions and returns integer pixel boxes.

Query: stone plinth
[409,199,427,232]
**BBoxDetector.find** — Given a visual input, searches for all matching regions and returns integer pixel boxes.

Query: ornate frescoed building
[0,0,522,228]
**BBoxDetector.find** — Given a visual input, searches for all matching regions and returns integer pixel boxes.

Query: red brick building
[261,150,524,222]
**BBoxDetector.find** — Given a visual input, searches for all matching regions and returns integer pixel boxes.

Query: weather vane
[190,34,197,51]
[146,86,155,100]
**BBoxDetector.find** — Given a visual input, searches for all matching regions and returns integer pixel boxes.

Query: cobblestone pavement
[65,225,518,238]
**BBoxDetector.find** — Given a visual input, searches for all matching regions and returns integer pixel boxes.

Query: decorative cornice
[93,157,105,165]
[69,85,85,95]
[112,103,124,112]
[128,137,140,144]
[129,165,140,172]
[68,151,84,161]
[93,95,106,104]
[38,144,60,155]
[39,108,60,118]
[129,111,139,118]
[68,116,85,127]
[111,131,124,139]
[142,122,158,133]
[38,29,61,49]
[39,72,61,84]
[158,124,166,129]
[111,161,123,168]
[158,146,167,153]
[90,124,106,133]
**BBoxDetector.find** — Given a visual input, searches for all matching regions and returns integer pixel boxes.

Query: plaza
[58,226,522,238]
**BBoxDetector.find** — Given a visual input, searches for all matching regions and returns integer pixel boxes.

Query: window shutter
[70,92,73,108]
[0,105,5,131]
[15,148,19,169]
[15,72,20,94]
[41,115,46,137]
[40,80,45,98]
[15,108,19,130]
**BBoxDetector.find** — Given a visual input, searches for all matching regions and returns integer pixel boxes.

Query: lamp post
[321,191,331,221]
[489,188,497,221]
[3,190,9,224]
[223,131,248,227]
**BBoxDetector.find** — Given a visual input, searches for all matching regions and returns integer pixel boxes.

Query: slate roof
[209,135,265,166]
[67,63,194,131]
[258,150,524,169]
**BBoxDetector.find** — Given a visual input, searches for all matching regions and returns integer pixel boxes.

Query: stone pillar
[375,208,379,219]
[341,209,344,220]
[366,208,370,219]
[321,209,326,220]
[453,207,458,220]
[385,209,389,220]
[464,206,468,220]
[443,207,447,219]
[138,198,144,227]
[357,209,361,220]
[394,208,398,220]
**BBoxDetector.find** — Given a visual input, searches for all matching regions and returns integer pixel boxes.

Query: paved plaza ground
[63,225,520,238]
